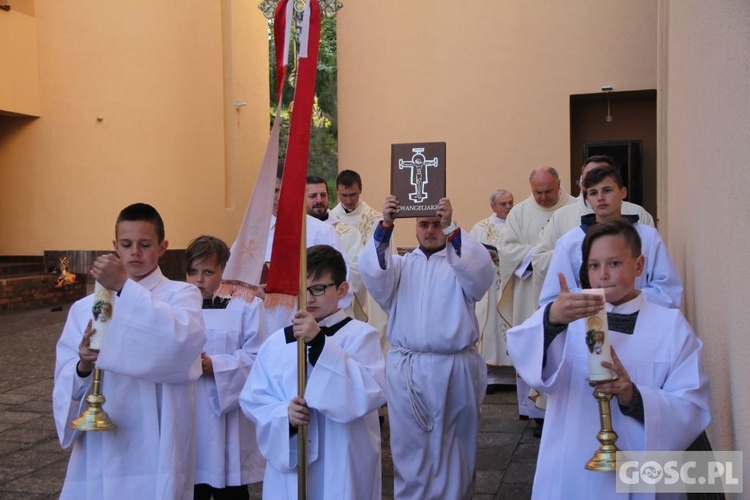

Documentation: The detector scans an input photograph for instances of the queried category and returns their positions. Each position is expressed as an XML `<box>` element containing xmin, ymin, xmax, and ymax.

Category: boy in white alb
<box><xmin>507</xmin><ymin>220</ymin><xmax>710</xmax><ymax>499</ymax></box>
<box><xmin>538</xmin><ymin>164</ymin><xmax>682</xmax><ymax>309</ymax></box>
<box><xmin>185</xmin><ymin>235</ymin><xmax>267</xmax><ymax>500</ymax></box>
<box><xmin>240</xmin><ymin>245</ymin><xmax>386</xmax><ymax>499</ymax></box>
<box><xmin>53</xmin><ymin>203</ymin><xmax>206</xmax><ymax>499</ymax></box>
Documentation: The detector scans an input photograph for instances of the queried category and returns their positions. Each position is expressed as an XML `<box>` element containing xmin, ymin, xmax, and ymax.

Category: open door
<box><xmin>570</xmin><ymin>90</ymin><xmax>657</xmax><ymax>222</ymax></box>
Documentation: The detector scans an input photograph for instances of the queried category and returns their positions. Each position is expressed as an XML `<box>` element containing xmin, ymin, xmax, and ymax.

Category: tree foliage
<box><xmin>269</xmin><ymin>17</ymin><xmax>338</xmax><ymax>191</ymax></box>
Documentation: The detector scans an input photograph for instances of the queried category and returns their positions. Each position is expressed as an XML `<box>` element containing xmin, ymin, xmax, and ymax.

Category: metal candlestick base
<box><xmin>71</xmin><ymin>369</ymin><xmax>116</xmax><ymax>432</ymax></box>
<box><xmin>585</xmin><ymin>387</ymin><xmax>619</xmax><ymax>472</ymax></box>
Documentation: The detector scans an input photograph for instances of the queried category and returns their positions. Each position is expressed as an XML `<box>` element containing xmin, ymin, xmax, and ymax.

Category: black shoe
<box><xmin>532</xmin><ymin>418</ymin><xmax>544</xmax><ymax>438</ymax></box>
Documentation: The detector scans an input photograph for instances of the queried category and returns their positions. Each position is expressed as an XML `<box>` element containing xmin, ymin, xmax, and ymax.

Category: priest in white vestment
<box><xmin>470</xmin><ymin>188</ymin><xmax>515</xmax><ymax>385</ymax></box>
<box><xmin>306</xmin><ymin>175</ymin><xmax>365</xmax><ymax>320</ymax></box>
<box><xmin>360</xmin><ymin>196</ymin><xmax>494</xmax><ymax>500</ymax></box>
<box><xmin>497</xmin><ymin>166</ymin><xmax>575</xmax><ymax>419</ymax></box>
<box><xmin>533</xmin><ymin>155</ymin><xmax>655</xmax><ymax>284</ymax></box>
<box><xmin>330</xmin><ymin>169</ymin><xmax>390</xmax><ymax>353</ymax></box>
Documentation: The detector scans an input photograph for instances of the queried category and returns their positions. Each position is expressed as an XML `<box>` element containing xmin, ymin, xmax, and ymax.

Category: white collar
<box><xmin>317</xmin><ymin>308</ymin><xmax>348</xmax><ymax>327</ymax></box>
<box><xmin>606</xmin><ymin>291</ymin><xmax>645</xmax><ymax>314</ymax></box>
<box><xmin>131</xmin><ymin>266</ymin><xmax>164</xmax><ymax>292</ymax></box>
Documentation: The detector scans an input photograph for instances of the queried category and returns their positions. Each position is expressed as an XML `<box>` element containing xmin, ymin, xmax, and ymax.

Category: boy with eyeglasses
<box><xmin>240</xmin><ymin>245</ymin><xmax>386</xmax><ymax>499</ymax></box>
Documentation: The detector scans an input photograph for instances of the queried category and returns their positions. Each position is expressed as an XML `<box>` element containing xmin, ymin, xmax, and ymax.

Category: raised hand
<box><xmin>90</xmin><ymin>253</ymin><xmax>127</xmax><ymax>291</ymax></box>
<box><xmin>548</xmin><ymin>273</ymin><xmax>604</xmax><ymax>325</ymax></box>
<box><xmin>382</xmin><ymin>195</ymin><xmax>400</xmax><ymax>227</ymax></box>
<box><xmin>436</xmin><ymin>197</ymin><xmax>453</xmax><ymax>228</ymax></box>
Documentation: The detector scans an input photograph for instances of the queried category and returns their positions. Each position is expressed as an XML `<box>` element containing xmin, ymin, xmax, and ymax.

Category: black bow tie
<box><xmin>607</xmin><ymin>311</ymin><xmax>639</xmax><ymax>334</ymax></box>
<box><xmin>284</xmin><ymin>316</ymin><xmax>353</xmax><ymax>344</ymax></box>
<box><xmin>202</xmin><ymin>297</ymin><xmax>230</xmax><ymax>310</ymax></box>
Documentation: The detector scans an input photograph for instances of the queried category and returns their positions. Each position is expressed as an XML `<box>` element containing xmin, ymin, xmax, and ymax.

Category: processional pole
<box><xmin>297</xmin><ymin>212</ymin><xmax>308</xmax><ymax>499</ymax></box>
<box><xmin>257</xmin><ymin>1</ymin><xmax>343</xmax><ymax>498</ymax></box>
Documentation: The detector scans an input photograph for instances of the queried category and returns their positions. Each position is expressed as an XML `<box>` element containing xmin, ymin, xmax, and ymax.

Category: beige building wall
<box><xmin>660</xmin><ymin>0</ymin><xmax>750</xmax><ymax>483</ymax></box>
<box><xmin>337</xmin><ymin>0</ymin><xmax>658</xmax><ymax>247</ymax></box>
<box><xmin>0</xmin><ymin>2</ymin><xmax>41</xmax><ymax>116</ymax></box>
<box><xmin>0</xmin><ymin>1</ymin><xmax>269</xmax><ymax>254</ymax></box>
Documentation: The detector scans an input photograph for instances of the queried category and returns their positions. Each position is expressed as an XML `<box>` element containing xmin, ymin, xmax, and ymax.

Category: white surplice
<box><xmin>507</xmin><ymin>294</ymin><xmax>710</xmax><ymax>500</ymax></box>
<box><xmin>532</xmin><ymin>195</ymin><xmax>655</xmax><ymax>284</ymax></box>
<box><xmin>470</xmin><ymin>214</ymin><xmax>512</xmax><ymax>369</ymax></box>
<box><xmin>538</xmin><ymin>223</ymin><xmax>683</xmax><ymax>309</ymax></box>
<box><xmin>497</xmin><ymin>191</ymin><xmax>575</xmax><ymax>417</ymax></box>
<box><xmin>194</xmin><ymin>297</ymin><xmax>268</xmax><ymax>488</ymax></box>
<box><xmin>53</xmin><ymin>268</ymin><xmax>206</xmax><ymax>500</ymax></box>
<box><xmin>318</xmin><ymin>211</ymin><xmax>367</xmax><ymax>321</ymax></box>
<box><xmin>240</xmin><ymin>311</ymin><xmax>386</xmax><ymax>499</ymax></box>
<box><xmin>265</xmin><ymin>214</ymin><xmax>344</xmax><ymax>261</ymax></box>
<box><xmin>331</xmin><ymin>201</ymin><xmax>390</xmax><ymax>354</ymax></box>
<box><xmin>359</xmin><ymin>227</ymin><xmax>494</xmax><ymax>500</ymax></box>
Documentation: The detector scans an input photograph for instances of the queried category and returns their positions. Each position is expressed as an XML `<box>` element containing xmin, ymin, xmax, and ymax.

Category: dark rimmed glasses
<box><xmin>306</xmin><ymin>283</ymin><xmax>337</xmax><ymax>296</ymax></box>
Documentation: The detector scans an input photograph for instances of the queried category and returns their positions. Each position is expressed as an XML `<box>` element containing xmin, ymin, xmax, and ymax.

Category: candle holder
<box><xmin>71</xmin><ymin>368</ymin><xmax>116</xmax><ymax>431</ymax></box>
<box><xmin>585</xmin><ymin>377</ymin><xmax>619</xmax><ymax>472</ymax></box>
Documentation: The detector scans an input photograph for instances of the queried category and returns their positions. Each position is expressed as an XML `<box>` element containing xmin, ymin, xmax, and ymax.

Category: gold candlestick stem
<box><xmin>585</xmin><ymin>388</ymin><xmax>619</xmax><ymax>471</ymax></box>
<box><xmin>71</xmin><ymin>368</ymin><xmax>116</xmax><ymax>431</ymax></box>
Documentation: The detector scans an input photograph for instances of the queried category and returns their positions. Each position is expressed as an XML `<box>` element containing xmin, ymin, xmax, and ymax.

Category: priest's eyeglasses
<box><xmin>306</xmin><ymin>283</ymin><xmax>337</xmax><ymax>296</ymax></box>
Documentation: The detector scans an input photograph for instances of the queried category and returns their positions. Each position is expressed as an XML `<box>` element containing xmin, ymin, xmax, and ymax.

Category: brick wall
<box><xmin>44</xmin><ymin>249</ymin><xmax>187</xmax><ymax>283</ymax></box>
<box><xmin>0</xmin><ymin>274</ymin><xmax>86</xmax><ymax>314</ymax></box>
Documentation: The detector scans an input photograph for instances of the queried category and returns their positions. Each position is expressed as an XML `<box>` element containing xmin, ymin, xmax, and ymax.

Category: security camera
<box><xmin>601</xmin><ymin>86</ymin><xmax>613</xmax><ymax>92</ymax></box>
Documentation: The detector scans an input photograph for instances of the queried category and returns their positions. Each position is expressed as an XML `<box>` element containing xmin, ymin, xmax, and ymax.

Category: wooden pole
<box><xmin>297</xmin><ymin>209</ymin><xmax>308</xmax><ymax>499</ymax></box>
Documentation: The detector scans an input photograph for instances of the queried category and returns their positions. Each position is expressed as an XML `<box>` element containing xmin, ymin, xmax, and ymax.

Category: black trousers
<box><xmin>194</xmin><ymin>483</ymin><xmax>250</xmax><ymax>500</ymax></box>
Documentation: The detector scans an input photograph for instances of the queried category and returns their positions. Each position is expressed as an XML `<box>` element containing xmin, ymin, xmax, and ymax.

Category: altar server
<box><xmin>507</xmin><ymin>219</ymin><xmax>710</xmax><ymax>499</ymax></box>
<box><xmin>240</xmin><ymin>245</ymin><xmax>386</xmax><ymax>499</ymax></box>
<box><xmin>538</xmin><ymin>164</ymin><xmax>682</xmax><ymax>309</ymax></box>
<box><xmin>359</xmin><ymin>195</ymin><xmax>494</xmax><ymax>499</ymax></box>
<box><xmin>185</xmin><ymin>235</ymin><xmax>267</xmax><ymax>500</ymax></box>
<box><xmin>53</xmin><ymin>203</ymin><xmax>206</xmax><ymax>499</ymax></box>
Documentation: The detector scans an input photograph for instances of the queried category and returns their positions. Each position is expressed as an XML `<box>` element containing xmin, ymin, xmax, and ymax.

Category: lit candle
<box><xmin>584</xmin><ymin>288</ymin><xmax>614</xmax><ymax>381</ymax></box>
<box><xmin>90</xmin><ymin>281</ymin><xmax>115</xmax><ymax>350</ymax></box>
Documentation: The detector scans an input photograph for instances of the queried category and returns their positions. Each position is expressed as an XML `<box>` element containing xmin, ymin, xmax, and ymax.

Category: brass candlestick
<box><xmin>585</xmin><ymin>382</ymin><xmax>619</xmax><ymax>472</ymax></box>
<box><xmin>71</xmin><ymin>367</ymin><xmax>116</xmax><ymax>431</ymax></box>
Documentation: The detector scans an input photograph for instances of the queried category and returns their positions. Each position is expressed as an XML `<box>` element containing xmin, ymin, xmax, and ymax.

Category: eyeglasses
<box><xmin>306</xmin><ymin>283</ymin><xmax>337</xmax><ymax>296</ymax></box>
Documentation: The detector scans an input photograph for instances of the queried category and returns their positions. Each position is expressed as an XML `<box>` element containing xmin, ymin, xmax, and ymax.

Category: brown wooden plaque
<box><xmin>390</xmin><ymin>142</ymin><xmax>446</xmax><ymax>218</ymax></box>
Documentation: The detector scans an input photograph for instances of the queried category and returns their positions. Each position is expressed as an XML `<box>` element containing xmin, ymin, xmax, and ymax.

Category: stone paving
<box><xmin>0</xmin><ymin>304</ymin><xmax>537</xmax><ymax>499</ymax></box>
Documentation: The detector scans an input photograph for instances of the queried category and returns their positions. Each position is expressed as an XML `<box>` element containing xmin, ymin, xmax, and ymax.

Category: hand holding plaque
<box><xmin>435</xmin><ymin>197</ymin><xmax>453</xmax><ymax>228</ymax></box>
<box><xmin>381</xmin><ymin>195</ymin><xmax>400</xmax><ymax>227</ymax></box>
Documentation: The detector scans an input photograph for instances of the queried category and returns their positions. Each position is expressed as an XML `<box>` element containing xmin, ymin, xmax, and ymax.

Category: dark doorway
<box><xmin>570</xmin><ymin>90</ymin><xmax>657</xmax><ymax>222</ymax></box>
<box><xmin>583</xmin><ymin>140</ymin><xmax>643</xmax><ymax>206</ymax></box>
